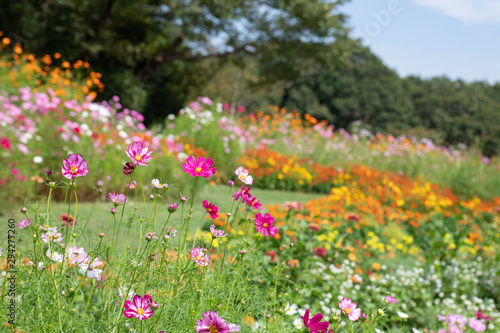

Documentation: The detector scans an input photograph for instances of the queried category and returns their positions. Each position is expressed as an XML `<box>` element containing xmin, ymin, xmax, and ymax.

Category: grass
<box><xmin>0</xmin><ymin>185</ymin><xmax>324</xmax><ymax>250</ymax></box>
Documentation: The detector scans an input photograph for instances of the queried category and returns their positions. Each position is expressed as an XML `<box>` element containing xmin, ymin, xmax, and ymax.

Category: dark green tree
<box><xmin>281</xmin><ymin>46</ymin><xmax>416</xmax><ymax>132</ymax></box>
<box><xmin>0</xmin><ymin>0</ymin><xmax>354</xmax><ymax>123</ymax></box>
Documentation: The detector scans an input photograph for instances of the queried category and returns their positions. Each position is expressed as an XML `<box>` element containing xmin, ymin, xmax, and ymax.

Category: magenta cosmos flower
<box><xmin>254</xmin><ymin>213</ymin><xmax>278</xmax><ymax>238</ymax></box>
<box><xmin>191</xmin><ymin>246</ymin><xmax>210</xmax><ymax>267</ymax></box>
<box><xmin>203</xmin><ymin>200</ymin><xmax>219</xmax><ymax>219</ymax></box>
<box><xmin>182</xmin><ymin>156</ymin><xmax>216</xmax><ymax>178</ymax></box>
<box><xmin>210</xmin><ymin>224</ymin><xmax>227</xmax><ymax>238</ymax></box>
<box><xmin>61</xmin><ymin>154</ymin><xmax>90</xmax><ymax>180</ymax></box>
<box><xmin>125</xmin><ymin>142</ymin><xmax>154</xmax><ymax>166</ymax></box>
<box><xmin>301</xmin><ymin>309</ymin><xmax>330</xmax><ymax>333</ymax></box>
<box><xmin>123</xmin><ymin>294</ymin><xmax>154</xmax><ymax>320</ymax></box>
<box><xmin>339</xmin><ymin>298</ymin><xmax>362</xmax><ymax>321</ymax></box>
<box><xmin>108</xmin><ymin>193</ymin><xmax>129</xmax><ymax>206</ymax></box>
<box><xmin>195</xmin><ymin>311</ymin><xmax>240</xmax><ymax>332</ymax></box>
<box><xmin>234</xmin><ymin>166</ymin><xmax>253</xmax><ymax>185</ymax></box>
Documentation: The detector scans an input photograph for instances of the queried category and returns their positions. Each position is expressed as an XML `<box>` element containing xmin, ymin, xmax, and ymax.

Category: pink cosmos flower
<box><xmin>385</xmin><ymin>295</ymin><xmax>398</xmax><ymax>303</ymax></box>
<box><xmin>125</xmin><ymin>142</ymin><xmax>153</xmax><ymax>166</ymax></box>
<box><xmin>301</xmin><ymin>309</ymin><xmax>330</xmax><ymax>333</ymax></box>
<box><xmin>41</xmin><ymin>229</ymin><xmax>63</xmax><ymax>243</ymax></box>
<box><xmin>339</xmin><ymin>298</ymin><xmax>362</xmax><ymax>321</ymax></box>
<box><xmin>469</xmin><ymin>317</ymin><xmax>486</xmax><ymax>332</ymax></box>
<box><xmin>129</xmin><ymin>181</ymin><xmax>137</xmax><ymax>189</ymax></box>
<box><xmin>234</xmin><ymin>166</ymin><xmax>253</xmax><ymax>185</ymax></box>
<box><xmin>65</xmin><ymin>246</ymin><xmax>89</xmax><ymax>264</ymax></box>
<box><xmin>195</xmin><ymin>311</ymin><xmax>240</xmax><ymax>332</ymax></box>
<box><xmin>182</xmin><ymin>156</ymin><xmax>216</xmax><ymax>178</ymax></box>
<box><xmin>61</xmin><ymin>154</ymin><xmax>90</xmax><ymax>180</ymax></box>
<box><xmin>254</xmin><ymin>213</ymin><xmax>278</xmax><ymax>238</ymax></box>
<box><xmin>108</xmin><ymin>193</ymin><xmax>129</xmax><ymax>206</ymax></box>
<box><xmin>448</xmin><ymin>314</ymin><xmax>466</xmax><ymax>327</ymax></box>
<box><xmin>123</xmin><ymin>294</ymin><xmax>154</xmax><ymax>320</ymax></box>
<box><xmin>210</xmin><ymin>224</ymin><xmax>228</xmax><ymax>238</ymax></box>
<box><xmin>191</xmin><ymin>246</ymin><xmax>210</xmax><ymax>267</ymax></box>
<box><xmin>203</xmin><ymin>200</ymin><xmax>219</xmax><ymax>219</ymax></box>
<box><xmin>17</xmin><ymin>218</ymin><xmax>30</xmax><ymax>228</ymax></box>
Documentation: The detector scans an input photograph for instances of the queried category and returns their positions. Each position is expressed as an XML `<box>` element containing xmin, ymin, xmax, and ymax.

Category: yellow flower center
<box><xmin>70</xmin><ymin>166</ymin><xmax>78</xmax><ymax>174</ymax></box>
<box><xmin>137</xmin><ymin>308</ymin><xmax>144</xmax><ymax>315</ymax></box>
<box><xmin>239</xmin><ymin>174</ymin><xmax>245</xmax><ymax>180</ymax></box>
<box><xmin>135</xmin><ymin>155</ymin><xmax>142</xmax><ymax>161</ymax></box>
<box><xmin>263</xmin><ymin>223</ymin><xmax>268</xmax><ymax>227</ymax></box>
<box><xmin>196</xmin><ymin>255</ymin><xmax>202</xmax><ymax>261</ymax></box>
<box><xmin>209</xmin><ymin>325</ymin><xmax>218</xmax><ymax>333</ymax></box>
<box><xmin>344</xmin><ymin>308</ymin><xmax>350</xmax><ymax>314</ymax></box>
<box><xmin>208</xmin><ymin>208</ymin><xmax>212</xmax><ymax>212</ymax></box>
<box><xmin>195</xmin><ymin>167</ymin><xmax>202</xmax><ymax>173</ymax></box>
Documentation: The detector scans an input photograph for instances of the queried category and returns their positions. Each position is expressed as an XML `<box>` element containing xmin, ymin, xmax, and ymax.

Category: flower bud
<box><xmin>228</xmin><ymin>180</ymin><xmax>234</xmax><ymax>186</ymax></box>
<box><xmin>99</xmin><ymin>233</ymin><xmax>105</xmax><ymax>238</ymax></box>
<box><xmin>240</xmin><ymin>250</ymin><xmax>247</xmax><ymax>254</ymax></box>
<box><xmin>168</xmin><ymin>203</ymin><xmax>178</xmax><ymax>213</ymax></box>
<box><xmin>123</xmin><ymin>162</ymin><xmax>135</xmax><ymax>175</ymax></box>
<box><xmin>21</xmin><ymin>207</ymin><xmax>27</xmax><ymax>213</ymax></box>
<box><xmin>110</xmin><ymin>207</ymin><xmax>116</xmax><ymax>214</ymax></box>
<box><xmin>49</xmin><ymin>182</ymin><xmax>55</xmax><ymax>188</ymax></box>
<box><xmin>150</xmin><ymin>302</ymin><xmax>159</xmax><ymax>309</ymax></box>
<box><xmin>378</xmin><ymin>309</ymin><xmax>385</xmax><ymax>316</ymax></box>
<box><xmin>180</xmin><ymin>195</ymin><xmax>187</xmax><ymax>202</ymax></box>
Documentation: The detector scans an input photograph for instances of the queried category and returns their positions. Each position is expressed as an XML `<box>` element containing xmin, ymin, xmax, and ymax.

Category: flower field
<box><xmin>0</xmin><ymin>35</ymin><xmax>499</xmax><ymax>332</ymax></box>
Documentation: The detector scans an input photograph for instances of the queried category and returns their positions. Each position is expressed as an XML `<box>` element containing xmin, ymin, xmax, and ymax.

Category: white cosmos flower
<box><xmin>33</xmin><ymin>156</ymin><xmax>43</xmax><ymax>163</ymax></box>
<box><xmin>46</xmin><ymin>249</ymin><xmax>63</xmax><ymax>262</ymax></box>
<box><xmin>293</xmin><ymin>318</ymin><xmax>304</xmax><ymax>329</ymax></box>
<box><xmin>235</xmin><ymin>166</ymin><xmax>253</xmax><ymax>185</ymax></box>
<box><xmin>398</xmin><ymin>311</ymin><xmax>409</xmax><ymax>319</ymax></box>
<box><xmin>284</xmin><ymin>303</ymin><xmax>298</xmax><ymax>315</ymax></box>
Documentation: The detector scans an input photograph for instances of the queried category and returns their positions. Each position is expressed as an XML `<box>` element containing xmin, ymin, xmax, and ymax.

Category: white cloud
<box><xmin>413</xmin><ymin>0</ymin><xmax>500</xmax><ymax>24</ymax></box>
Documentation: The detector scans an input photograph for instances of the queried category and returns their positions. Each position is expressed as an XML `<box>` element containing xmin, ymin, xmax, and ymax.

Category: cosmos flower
<box><xmin>41</xmin><ymin>229</ymin><xmax>63</xmax><ymax>243</ymax></box>
<box><xmin>385</xmin><ymin>295</ymin><xmax>398</xmax><ymax>303</ymax></box>
<box><xmin>46</xmin><ymin>249</ymin><xmax>63</xmax><ymax>262</ymax></box>
<box><xmin>65</xmin><ymin>246</ymin><xmax>89</xmax><ymax>264</ymax></box>
<box><xmin>254</xmin><ymin>213</ymin><xmax>278</xmax><ymax>238</ymax></box>
<box><xmin>301</xmin><ymin>309</ymin><xmax>330</xmax><ymax>333</ymax></box>
<box><xmin>195</xmin><ymin>311</ymin><xmax>240</xmax><ymax>332</ymax></box>
<box><xmin>203</xmin><ymin>200</ymin><xmax>219</xmax><ymax>219</ymax></box>
<box><xmin>182</xmin><ymin>156</ymin><xmax>216</xmax><ymax>178</ymax></box>
<box><xmin>125</xmin><ymin>142</ymin><xmax>153</xmax><ymax>166</ymax></box>
<box><xmin>78</xmin><ymin>257</ymin><xmax>104</xmax><ymax>281</ymax></box>
<box><xmin>61</xmin><ymin>154</ymin><xmax>90</xmax><ymax>180</ymax></box>
<box><xmin>468</xmin><ymin>317</ymin><xmax>486</xmax><ymax>332</ymax></box>
<box><xmin>339</xmin><ymin>298</ymin><xmax>362</xmax><ymax>321</ymax></box>
<box><xmin>235</xmin><ymin>166</ymin><xmax>253</xmax><ymax>185</ymax></box>
<box><xmin>151</xmin><ymin>179</ymin><xmax>169</xmax><ymax>189</ymax></box>
<box><xmin>210</xmin><ymin>224</ymin><xmax>227</xmax><ymax>238</ymax></box>
<box><xmin>190</xmin><ymin>246</ymin><xmax>210</xmax><ymax>267</ymax></box>
<box><xmin>17</xmin><ymin>218</ymin><xmax>30</xmax><ymax>228</ymax></box>
<box><xmin>123</xmin><ymin>295</ymin><xmax>154</xmax><ymax>321</ymax></box>
<box><xmin>108</xmin><ymin>193</ymin><xmax>129</xmax><ymax>206</ymax></box>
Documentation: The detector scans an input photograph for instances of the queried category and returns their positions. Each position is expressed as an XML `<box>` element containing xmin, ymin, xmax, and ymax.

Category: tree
<box><xmin>0</xmin><ymin>0</ymin><xmax>354</xmax><ymax>122</ymax></box>
<box><xmin>281</xmin><ymin>46</ymin><xmax>416</xmax><ymax>132</ymax></box>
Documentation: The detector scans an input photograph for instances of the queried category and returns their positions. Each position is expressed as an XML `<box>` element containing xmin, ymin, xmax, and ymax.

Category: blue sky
<box><xmin>339</xmin><ymin>0</ymin><xmax>500</xmax><ymax>83</ymax></box>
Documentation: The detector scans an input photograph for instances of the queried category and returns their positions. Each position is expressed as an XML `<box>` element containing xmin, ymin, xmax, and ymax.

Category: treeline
<box><xmin>279</xmin><ymin>47</ymin><xmax>500</xmax><ymax>156</ymax></box>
